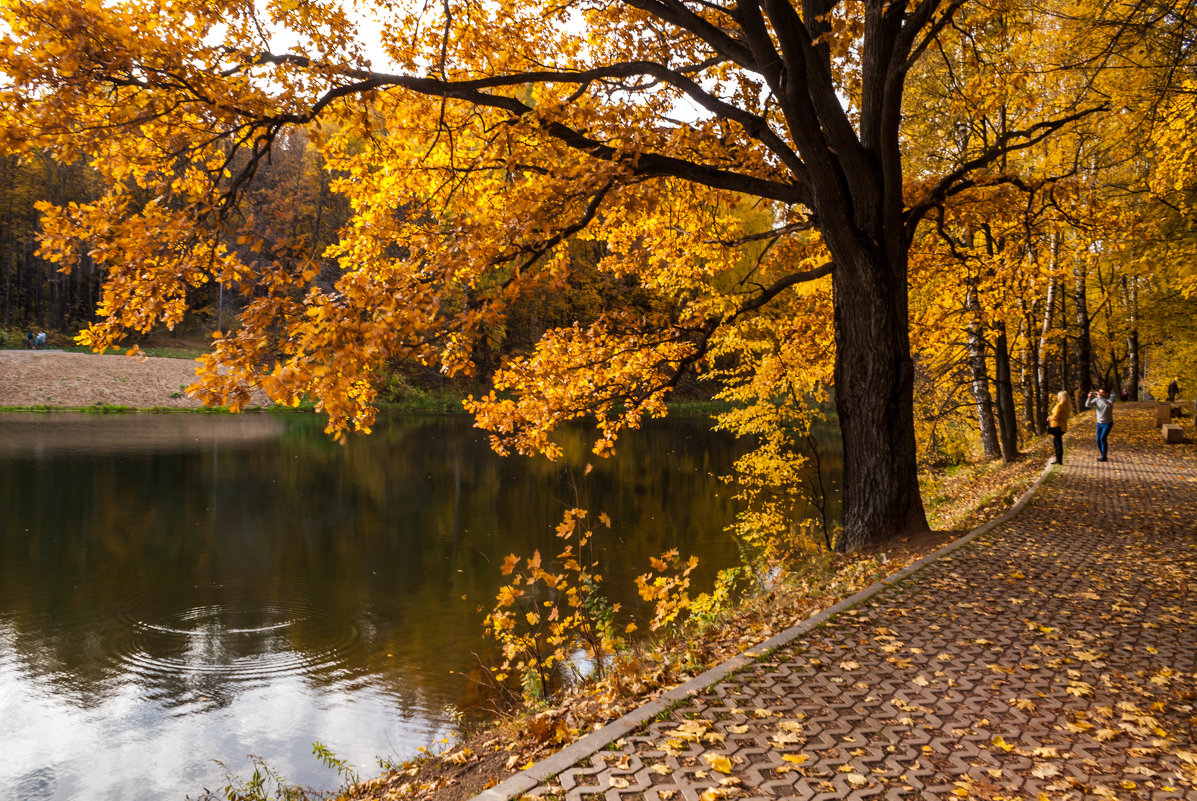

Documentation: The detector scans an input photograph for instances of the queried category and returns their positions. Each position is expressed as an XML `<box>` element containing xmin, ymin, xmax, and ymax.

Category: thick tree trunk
<box><xmin>965</xmin><ymin>284</ymin><xmax>1000</xmax><ymax>459</ymax></box>
<box><xmin>993</xmin><ymin>322</ymin><xmax>1019</xmax><ymax>461</ymax></box>
<box><xmin>830</xmin><ymin>246</ymin><xmax>928</xmax><ymax>553</ymax></box>
<box><xmin>791</xmin><ymin>3</ymin><xmax>931</xmax><ymax>553</ymax></box>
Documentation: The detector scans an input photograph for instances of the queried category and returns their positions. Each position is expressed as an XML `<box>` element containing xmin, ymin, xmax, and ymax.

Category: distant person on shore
<box><xmin>1047</xmin><ymin>390</ymin><xmax>1071</xmax><ymax>465</ymax></box>
<box><xmin>1167</xmin><ymin>377</ymin><xmax>1180</xmax><ymax>402</ymax></box>
<box><xmin>1086</xmin><ymin>388</ymin><xmax>1115</xmax><ymax>462</ymax></box>
<box><xmin>25</xmin><ymin>331</ymin><xmax>33</xmax><ymax>349</ymax></box>
<box><xmin>35</xmin><ymin>331</ymin><xmax>46</xmax><ymax>349</ymax></box>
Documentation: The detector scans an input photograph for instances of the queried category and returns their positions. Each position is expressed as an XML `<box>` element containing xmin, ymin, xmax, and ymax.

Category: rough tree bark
<box><xmin>993</xmin><ymin>321</ymin><xmax>1020</xmax><ymax>461</ymax></box>
<box><xmin>965</xmin><ymin>282</ymin><xmax>1001</xmax><ymax>460</ymax></box>
<box><xmin>830</xmin><ymin>239</ymin><xmax>928</xmax><ymax>552</ymax></box>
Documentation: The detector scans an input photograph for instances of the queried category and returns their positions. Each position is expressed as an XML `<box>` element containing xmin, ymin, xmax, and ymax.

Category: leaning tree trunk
<box><xmin>993</xmin><ymin>321</ymin><xmax>1020</xmax><ymax>461</ymax></box>
<box><xmin>830</xmin><ymin>242</ymin><xmax>928</xmax><ymax>553</ymax></box>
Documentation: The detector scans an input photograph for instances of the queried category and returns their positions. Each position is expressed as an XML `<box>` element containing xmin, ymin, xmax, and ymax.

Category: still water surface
<box><xmin>0</xmin><ymin>411</ymin><xmax>750</xmax><ymax>800</ymax></box>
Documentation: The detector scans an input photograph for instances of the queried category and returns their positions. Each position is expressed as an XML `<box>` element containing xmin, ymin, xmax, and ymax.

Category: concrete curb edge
<box><xmin>468</xmin><ymin>458</ymin><xmax>1057</xmax><ymax>801</ymax></box>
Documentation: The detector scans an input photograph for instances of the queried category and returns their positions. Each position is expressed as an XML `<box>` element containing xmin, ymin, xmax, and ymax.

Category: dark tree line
<box><xmin>0</xmin><ymin>153</ymin><xmax>104</xmax><ymax>335</ymax></box>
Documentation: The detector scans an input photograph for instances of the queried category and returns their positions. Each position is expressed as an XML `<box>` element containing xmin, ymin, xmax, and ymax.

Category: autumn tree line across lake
<box><xmin>2</xmin><ymin>0</ymin><xmax>1196</xmax><ymax>556</ymax></box>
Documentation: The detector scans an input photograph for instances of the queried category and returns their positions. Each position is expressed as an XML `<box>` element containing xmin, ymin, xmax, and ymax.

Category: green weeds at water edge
<box><xmin>192</xmin><ymin>743</ymin><xmax>359</xmax><ymax>801</ymax></box>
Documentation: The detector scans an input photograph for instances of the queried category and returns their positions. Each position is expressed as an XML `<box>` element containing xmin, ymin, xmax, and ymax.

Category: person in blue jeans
<box><xmin>1086</xmin><ymin>388</ymin><xmax>1115</xmax><ymax>462</ymax></box>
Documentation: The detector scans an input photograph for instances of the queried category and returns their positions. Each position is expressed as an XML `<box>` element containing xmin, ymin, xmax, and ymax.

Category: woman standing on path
<box><xmin>1047</xmin><ymin>391</ymin><xmax>1071</xmax><ymax>464</ymax></box>
<box><xmin>1086</xmin><ymin>388</ymin><xmax>1115</xmax><ymax>462</ymax></box>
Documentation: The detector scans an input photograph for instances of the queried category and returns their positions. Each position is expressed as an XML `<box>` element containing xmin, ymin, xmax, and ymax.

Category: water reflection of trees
<box><xmin>0</xmin><ymin>414</ymin><xmax>837</xmax><ymax>720</ymax></box>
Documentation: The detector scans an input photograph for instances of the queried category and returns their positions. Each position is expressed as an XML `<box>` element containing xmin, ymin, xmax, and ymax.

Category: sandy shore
<box><xmin>0</xmin><ymin>350</ymin><xmax>207</xmax><ymax>408</ymax></box>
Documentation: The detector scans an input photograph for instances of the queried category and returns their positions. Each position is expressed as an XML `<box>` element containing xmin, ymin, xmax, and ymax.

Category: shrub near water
<box><xmin>484</xmin><ymin>507</ymin><xmax>630</xmax><ymax>703</ymax></box>
<box><xmin>484</xmin><ymin>505</ymin><xmax>748</xmax><ymax>708</ymax></box>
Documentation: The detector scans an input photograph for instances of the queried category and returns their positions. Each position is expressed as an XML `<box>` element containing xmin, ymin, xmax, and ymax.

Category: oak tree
<box><xmin>1</xmin><ymin>0</ymin><xmax>1109</xmax><ymax>550</ymax></box>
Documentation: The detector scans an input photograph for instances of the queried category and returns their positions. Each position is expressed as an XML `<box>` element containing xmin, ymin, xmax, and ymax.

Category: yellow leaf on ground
<box><xmin>703</xmin><ymin>754</ymin><xmax>733</xmax><ymax>774</ymax></box>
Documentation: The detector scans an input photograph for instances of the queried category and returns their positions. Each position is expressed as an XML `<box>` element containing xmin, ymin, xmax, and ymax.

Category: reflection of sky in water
<box><xmin>0</xmin><ymin>608</ymin><xmax>449</xmax><ymax>801</ymax></box>
<box><xmin>0</xmin><ymin>412</ymin><xmax>788</xmax><ymax>801</ymax></box>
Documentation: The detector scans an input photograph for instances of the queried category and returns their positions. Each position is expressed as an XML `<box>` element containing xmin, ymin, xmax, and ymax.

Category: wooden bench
<box><xmin>1156</xmin><ymin>402</ymin><xmax>1173</xmax><ymax>425</ymax></box>
<box><xmin>1163</xmin><ymin>423</ymin><xmax>1185</xmax><ymax>444</ymax></box>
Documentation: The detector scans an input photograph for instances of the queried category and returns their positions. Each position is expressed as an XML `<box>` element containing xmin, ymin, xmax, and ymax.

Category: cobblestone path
<box><xmin>482</xmin><ymin>405</ymin><xmax>1197</xmax><ymax>800</ymax></box>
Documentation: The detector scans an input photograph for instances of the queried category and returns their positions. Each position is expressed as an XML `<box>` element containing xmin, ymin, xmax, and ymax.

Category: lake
<box><xmin>0</xmin><ymin>411</ymin><xmax>766</xmax><ymax>800</ymax></box>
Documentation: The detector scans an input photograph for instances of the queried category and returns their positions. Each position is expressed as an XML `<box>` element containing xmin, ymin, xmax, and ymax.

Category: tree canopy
<box><xmin>2</xmin><ymin>0</ymin><xmax>1195</xmax><ymax>551</ymax></box>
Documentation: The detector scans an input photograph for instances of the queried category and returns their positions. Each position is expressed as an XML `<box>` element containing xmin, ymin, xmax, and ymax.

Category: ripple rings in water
<box><xmin>111</xmin><ymin>586</ymin><xmax>366</xmax><ymax>688</ymax></box>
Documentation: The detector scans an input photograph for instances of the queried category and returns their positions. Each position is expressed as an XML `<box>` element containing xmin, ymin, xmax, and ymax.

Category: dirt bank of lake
<box><xmin>0</xmin><ymin>350</ymin><xmax>206</xmax><ymax>409</ymax></box>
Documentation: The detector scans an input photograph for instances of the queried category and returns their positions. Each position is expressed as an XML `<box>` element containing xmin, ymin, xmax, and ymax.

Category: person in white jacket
<box><xmin>1086</xmin><ymin>388</ymin><xmax>1115</xmax><ymax>462</ymax></box>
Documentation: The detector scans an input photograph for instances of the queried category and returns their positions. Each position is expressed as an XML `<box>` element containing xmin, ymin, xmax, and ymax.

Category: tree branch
<box><xmin>236</xmin><ymin>54</ymin><xmax>811</xmax><ymax>205</ymax></box>
<box><xmin>904</xmin><ymin>105</ymin><xmax>1107</xmax><ymax>240</ymax></box>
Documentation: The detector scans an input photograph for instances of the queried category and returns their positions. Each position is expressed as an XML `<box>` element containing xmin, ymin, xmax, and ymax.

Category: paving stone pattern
<box><xmin>525</xmin><ymin>409</ymin><xmax>1197</xmax><ymax>800</ymax></box>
